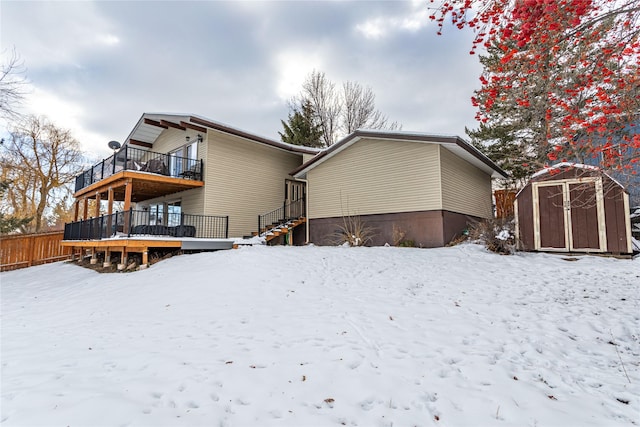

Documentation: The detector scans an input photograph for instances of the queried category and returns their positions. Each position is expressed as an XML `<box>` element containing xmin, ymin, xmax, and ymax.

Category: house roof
<box><xmin>123</xmin><ymin>113</ymin><xmax>322</xmax><ymax>155</ymax></box>
<box><xmin>290</xmin><ymin>130</ymin><xmax>508</xmax><ymax>179</ymax></box>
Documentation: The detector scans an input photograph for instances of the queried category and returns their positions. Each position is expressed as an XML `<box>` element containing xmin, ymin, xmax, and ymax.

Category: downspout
<box><xmin>296</xmin><ymin>177</ymin><xmax>310</xmax><ymax>244</ymax></box>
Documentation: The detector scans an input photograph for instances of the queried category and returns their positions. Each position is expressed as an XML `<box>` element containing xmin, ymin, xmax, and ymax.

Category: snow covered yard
<box><xmin>1</xmin><ymin>244</ymin><xmax>638</xmax><ymax>427</ymax></box>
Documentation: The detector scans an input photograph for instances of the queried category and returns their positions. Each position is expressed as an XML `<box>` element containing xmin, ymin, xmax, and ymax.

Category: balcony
<box><xmin>75</xmin><ymin>146</ymin><xmax>203</xmax><ymax>193</ymax></box>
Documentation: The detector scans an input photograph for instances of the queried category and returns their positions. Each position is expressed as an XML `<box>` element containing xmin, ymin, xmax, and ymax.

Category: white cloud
<box><xmin>22</xmin><ymin>85</ymin><xmax>111</xmax><ymax>157</ymax></box>
<box><xmin>96</xmin><ymin>34</ymin><xmax>120</xmax><ymax>47</ymax></box>
<box><xmin>273</xmin><ymin>50</ymin><xmax>325</xmax><ymax>101</ymax></box>
<box><xmin>355</xmin><ymin>4</ymin><xmax>431</xmax><ymax>40</ymax></box>
<box><xmin>2</xmin><ymin>2</ymin><xmax>120</xmax><ymax>68</ymax></box>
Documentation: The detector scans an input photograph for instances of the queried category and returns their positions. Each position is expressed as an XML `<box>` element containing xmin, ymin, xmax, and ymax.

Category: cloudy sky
<box><xmin>1</xmin><ymin>0</ymin><xmax>482</xmax><ymax>158</ymax></box>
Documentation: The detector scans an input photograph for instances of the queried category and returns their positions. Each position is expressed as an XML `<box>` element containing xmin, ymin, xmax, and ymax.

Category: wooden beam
<box><xmin>82</xmin><ymin>197</ymin><xmax>88</xmax><ymax>220</ymax></box>
<box><xmin>123</xmin><ymin>179</ymin><xmax>133</xmax><ymax>211</ymax></box>
<box><xmin>160</xmin><ymin>120</ymin><xmax>186</xmax><ymax>130</ymax></box>
<box><xmin>181</xmin><ymin>121</ymin><xmax>207</xmax><ymax>133</ymax></box>
<box><xmin>73</xmin><ymin>170</ymin><xmax>203</xmax><ymax>200</ymax></box>
<box><xmin>107</xmin><ymin>187</ymin><xmax>114</xmax><ymax>216</ymax></box>
<box><xmin>73</xmin><ymin>200</ymin><xmax>79</xmax><ymax>221</ymax></box>
<box><xmin>143</xmin><ymin>118</ymin><xmax>168</xmax><ymax>129</ymax></box>
<box><xmin>106</xmin><ymin>187</ymin><xmax>114</xmax><ymax>236</ymax></box>
<box><xmin>123</xmin><ymin>179</ymin><xmax>133</xmax><ymax>234</ymax></box>
<box><xmin>94</xmin><ymin>191</ymin><xmax>101</xmax><ymax>218</ymax></box>
<box><xmin>129</xmin><ymin>138</ymin><xmax>153</xmax><ymax>149</ymax></box>
<box><xmin>61</xmin><ymin>239</ymin><xmax>182</xmax><ymax>249</ymax></box>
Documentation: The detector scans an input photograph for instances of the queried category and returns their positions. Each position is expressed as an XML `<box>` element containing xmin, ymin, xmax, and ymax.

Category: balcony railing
<box><xmin>64</xmin><ymin>209</ymin><xmax>228</xmax><ymax>240</ymax></box>
<box><xmin>75</xmin><ymin>146</ymin><xmax>203</xmax><ymax>192</ymax></box>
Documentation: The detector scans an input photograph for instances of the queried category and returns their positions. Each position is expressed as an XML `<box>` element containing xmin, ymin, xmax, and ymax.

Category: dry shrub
<box><xmin>331</xmin><ymin>214</ymin><xmax>376</xmax><ymax>246</ymax></box>
<box><xmin>467</xmin><ymin>217</ymin><xmax>516</xmax><ymax>255</ymax></box>
<box><xmin>392</xmin><ymin>224</ymin><xmax>406</xmax><ymax>246</ymax></box>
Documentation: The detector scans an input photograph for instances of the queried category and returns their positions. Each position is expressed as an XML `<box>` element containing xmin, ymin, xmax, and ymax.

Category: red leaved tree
<box><xmin>430</xmin><ymin>0</ymin><xmax>640</xmax><ymax>177</ymax></box>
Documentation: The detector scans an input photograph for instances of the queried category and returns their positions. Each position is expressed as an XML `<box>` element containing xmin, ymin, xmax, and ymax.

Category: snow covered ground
<box><xmin>1</xmin><ymin>244</ymin><xmax>638</xmax><ymax>426</ymax></box>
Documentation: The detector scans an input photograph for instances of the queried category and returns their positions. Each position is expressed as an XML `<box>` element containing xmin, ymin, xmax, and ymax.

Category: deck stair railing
<box><xmin>63</xmin><ymin>209</ymin><xmax>228</xmax><ymax>240</ymax></box>
<box><xmin>257</xmin><ymin>198</ymin><xmax>305</xmax><ymax>237</ymax></box>
<box><xmin>75</xmin><ymin>146</ymin><xmax>203</xmax><ymax>192</ymax></box>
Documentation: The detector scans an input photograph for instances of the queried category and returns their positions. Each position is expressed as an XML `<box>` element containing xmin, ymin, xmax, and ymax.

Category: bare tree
<box><xmin>0</xmin><ymin>48</ymin><xmax>28</xmax><ymax>121</ymax></box>
<box><xmin>298</xmin><ymin>71</ymin><xmax>341</xmax><ymax>147</ymax></box>
<box><xmin>1</xmin><ymin>116</ymin><xmax>83</xmax><ymax>232</ymax></box>
<box><xmin>290</xmin><ymin>70</ymin><xmax>400</xmax><ymax>146</ymax></box>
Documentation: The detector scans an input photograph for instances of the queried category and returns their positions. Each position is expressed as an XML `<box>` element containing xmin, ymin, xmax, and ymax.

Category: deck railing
<box><xmin>63</xmin><ymin>209</ymin><xmax>228</xmax><ymax>240</ymax></box>
<box><xmin>75</xmin><ymin>146</ymin><xmax>203</xmax><ymax>192</ymax></box>
<box><xmin>258</xmin><ymin>198</ymin><xmax>305</xmax><ymax>235</ymax></box>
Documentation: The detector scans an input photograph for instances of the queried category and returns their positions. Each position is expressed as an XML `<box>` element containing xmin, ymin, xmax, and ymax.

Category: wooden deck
<box><xmin>61</xmin><ymin>237</ymin><xmax>234</xmax><ymax>269</ymax></box>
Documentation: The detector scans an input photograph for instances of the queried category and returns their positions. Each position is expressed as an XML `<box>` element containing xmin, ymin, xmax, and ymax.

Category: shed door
<box><xmin>533</xmin><ymin>178</ymin><xmax>607</xmax><ymax>252</ymax></box>
<box><xmin>537</xmin><ymin>184</ymin><xmax>568</xmax><ymax>250</ymax></box>
<box><xmin>568</xmin><ymin>182</ymin><xmax>602</xmax><ymax>251</ymax></box>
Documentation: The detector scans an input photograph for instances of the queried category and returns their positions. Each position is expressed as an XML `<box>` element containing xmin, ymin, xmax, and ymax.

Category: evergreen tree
<box><xmin>279</xmin><ymin>100</ymin><xmax>324</xmax><ymax>148</ymax></box>
<box><xmin>433</xmin><ymin>0</ymin><xmax>640</xmax><ymax>178</ymax></box>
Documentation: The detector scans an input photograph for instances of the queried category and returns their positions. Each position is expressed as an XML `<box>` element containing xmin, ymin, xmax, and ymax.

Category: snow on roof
<box><xmin>531</xmin><ymin>162</ymin><xmax>600</xmax><ymax>178</ymax></box>
<box><xmin>529</xmin><ymin>161</ymin><xmax>627</xmax><ymax>190</ymax></box>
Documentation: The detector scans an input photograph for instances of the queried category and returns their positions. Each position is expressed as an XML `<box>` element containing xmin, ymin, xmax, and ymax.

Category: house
<box><xmin>62</xmin><ymin>113</ymin><xmax>318</xmax><ymax>267</ymax></box>
<box><xmin>291</xmin><ymin>130</ymin><xmax>507</xmax><ymax>247</ymax></box>
<box><xmin>514</xmin><ymin>163</ymin><xmax>633</xmax><ymax>255</ymax></box>
<box><xmin>62</xmin><ymin>114</ymin><xmax>506</xmax><ymax>267</ymax></box>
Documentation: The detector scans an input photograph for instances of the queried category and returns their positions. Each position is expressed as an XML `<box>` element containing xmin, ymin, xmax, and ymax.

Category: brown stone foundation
<box><xmin>309</xmin><ymin>210</ymin><xmax>480</xmax><ymax>247</ymax></box>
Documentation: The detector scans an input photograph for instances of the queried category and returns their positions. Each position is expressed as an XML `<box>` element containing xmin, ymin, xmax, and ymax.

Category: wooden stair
<box><xmin>262</xmin><ymin>217</ymin><xmax>306</xmax><ymax>243</ymax></box>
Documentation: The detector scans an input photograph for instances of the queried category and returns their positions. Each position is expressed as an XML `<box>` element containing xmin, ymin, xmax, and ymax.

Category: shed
<box><xmin>515</xmin><ymin>163</ymin><xmax>632</xmax><ymax>255</ymax></box>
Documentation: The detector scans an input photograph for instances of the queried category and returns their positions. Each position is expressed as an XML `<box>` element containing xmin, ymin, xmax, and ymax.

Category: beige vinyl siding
<box><xmin>307</xmin><ymin>138</ymin><xmax>442</xmax><ymax>219</ymax></box>
<box><xmin>440</xmin><ymin>146</ymin><xmax>492</xmax><ymax>218</ymax></box>
<box><xmin>203</xmin><ymin>131</ymin><xmax>304</xmax><ymax>237</ymax></box>
<box><xmin>137</xmin><ymin>188</ymin><xmax>204</xmax><ymax>215</ymax></box>
<box><xmin>149</xmin><ymin>128</ymin><xmax>204</xmax><ymax>156</ymax></box>
<box><xmin>303</xmin><ymin>153</ymin><xmax>317</xmax><ymax>163</ymax></box>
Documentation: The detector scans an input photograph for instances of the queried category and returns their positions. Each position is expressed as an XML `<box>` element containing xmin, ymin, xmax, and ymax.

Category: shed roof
<box><xmin>290</xmin><ymin>130</ymin><xmax>507</xmax><ymax>179</ymax></box>
<box><xmin>516</xmin><ymin>162</ymin><xmax>628</xmax><ymax>198</ymax></box>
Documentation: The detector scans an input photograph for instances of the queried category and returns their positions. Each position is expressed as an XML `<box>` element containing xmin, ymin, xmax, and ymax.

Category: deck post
<box><xmin>117</xmin><ymin>248</ymin><xmax>128</xmax><ymax>270</ymax></box>
<box><xmin>103</xmin><ymin>248</ymin><xmax>111</xmax><ymax>268</ymax></box>
<box><xmin>140</xmin><ymin>249</ymin><xmax>149</xmax><ymax>270</ymax></box>
<box><xmin>123</xmin><ymin>179</ymin><xmax>133</xmax><ymax>234</ymax></box>
<box><xmin>94</xmin><ymin>191</ymin><xmax>101</xmax><ymax>218</ymax></box>
<box><xmin>106</xmin><ymin>187</ymin><xmax>114</xmax><ymax>237</ymax></box>
<box><xmin>90</xmin><ymin>247</ymin><xmax>97</xmax><ymax>265</ymax></box>
<box><xmin>73</xmin><ymin>200</ymin><xmax>79</xmax><ymax>222</ymax></box>
<box><xmin>82</xmin><ymin>197</ymin><xmax>89</xmax><ymax>220</ymax></box>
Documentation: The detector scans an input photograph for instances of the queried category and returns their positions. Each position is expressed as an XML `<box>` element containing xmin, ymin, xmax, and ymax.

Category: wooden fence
<box><xmin>0</xmin><ymin>231</ymin><xmax>72</xmax><ymax>272</ymax></box>
<box><xmin>495</xmin><ymin>189</ymin><xmax>518</xmax><ymax>219</ymax></box>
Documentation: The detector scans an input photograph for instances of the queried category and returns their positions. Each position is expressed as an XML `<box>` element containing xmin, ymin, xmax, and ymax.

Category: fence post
<box><xmin>124</xmin><ymin>145</ymin><xmax>128</xmax><ymax>170</ymax></box>
<box><xmin>27</xmin><ymin>235</ymin><xmax>35</xmax><ymax>267</ymax></box>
